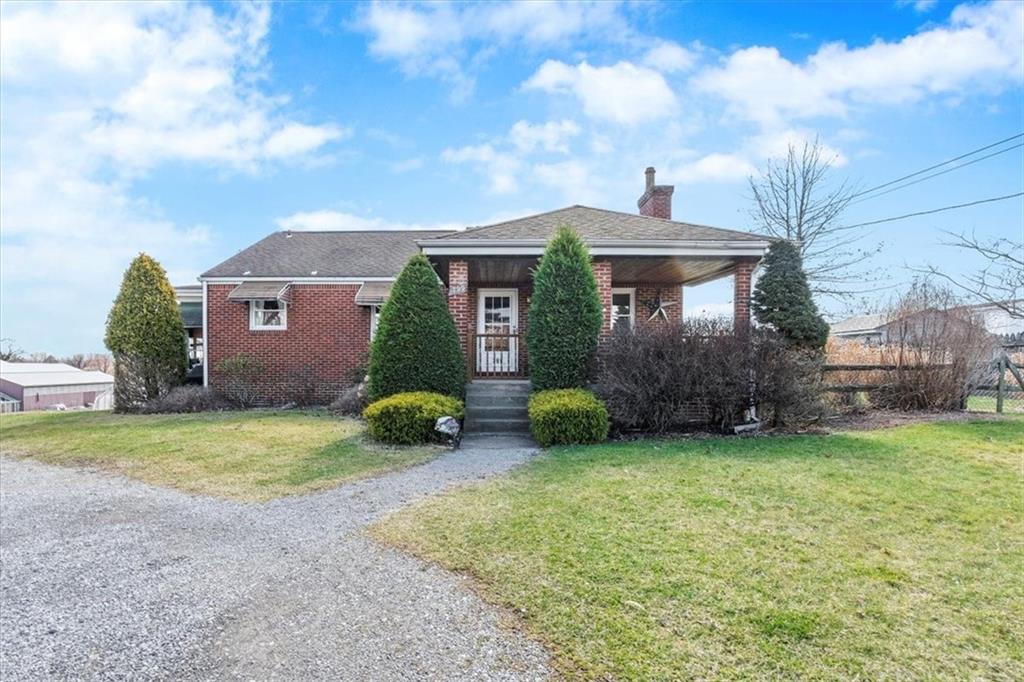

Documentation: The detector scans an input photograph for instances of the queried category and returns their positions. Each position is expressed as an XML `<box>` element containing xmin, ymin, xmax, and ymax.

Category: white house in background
<box><xmin>831</xmin><ymin>301</ymin><xmax>1024</xmax><ymax>346</ymax></box>
<box><xmin>0</xmin><ymin>361</ymin><xmax>114</xmax><ymax>412</ymax></box>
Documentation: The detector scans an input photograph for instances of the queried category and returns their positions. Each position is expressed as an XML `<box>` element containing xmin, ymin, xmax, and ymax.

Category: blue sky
<box><xmin>1</xmin><ymin>0</ymin><xmax>1021</xmax><ymax>355</ymax></box>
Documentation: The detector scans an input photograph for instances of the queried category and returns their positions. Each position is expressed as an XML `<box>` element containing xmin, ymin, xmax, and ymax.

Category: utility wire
<box><xmin>839</xmin><ymin>192</ymin><xmax>1023</xmax><ymax>231</ymax></box>
<box><xmin>849</xmin><ymin>132</ymin><xmax>1024</xmax><ymax>199</ymax></box>
<box><xmin>850</xmin><ymin>142</ymin><xmax>1024</xmax><ymax>205</ymax></box>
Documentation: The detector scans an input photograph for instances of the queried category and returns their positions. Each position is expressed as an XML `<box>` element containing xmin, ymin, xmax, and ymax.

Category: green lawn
<box><xmin>373</xmin><ymin>418</ymin><xmax>1024</xmax><ymax>680</ymax></box>
<box><xmin>0</xmin><ymin>410</ymin><xmax>440</xmax><ymax>501</ymax></box>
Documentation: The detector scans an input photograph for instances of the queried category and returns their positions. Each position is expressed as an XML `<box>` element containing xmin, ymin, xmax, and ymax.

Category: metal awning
<box><xmin>354</xmin><ymin>281</ymin><xmax>392</xmax><ymax>306</ymax></box>
<box><xmin>227</xmin><ymin>282</ymin><xmax>292</xmax><ymax>302</ymax></box>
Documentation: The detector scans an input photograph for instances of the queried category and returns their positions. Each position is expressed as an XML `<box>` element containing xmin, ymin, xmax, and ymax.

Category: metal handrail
<box><xmin>468</xmin><ymin>331</ymin><xmax>526</xmax><ymax>378</ymax></box>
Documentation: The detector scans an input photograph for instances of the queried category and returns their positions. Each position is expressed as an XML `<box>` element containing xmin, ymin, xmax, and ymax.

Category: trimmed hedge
<box><xmin>363</xmin><ymin>391</ymin><xmax>465</xmax><ymax>445</ymax></box>
<box><xmin>526</xmin><ymin>226</ymin><xmax>603</xmax><ymax>391</ymax></box>
<box><xmin>368</xmin><ymin>254</ymin><xmax>465</xmax><ymax>401</ymax></box>
<box><xmin>528</xmin><ymin>389</ymin><xmax>609</xmax><ymax>447</ymax></box>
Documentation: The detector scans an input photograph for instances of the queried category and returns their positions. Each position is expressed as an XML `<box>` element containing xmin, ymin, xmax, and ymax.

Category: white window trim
<box><xmin>611</xmin><ymin>287</ymin><xmax>635</xmax><ymax>330</ymax></box>
<box><xmin>249</xmin><ymin>299</ymin><xmax>287</xmax><ymax>331</ymax></box>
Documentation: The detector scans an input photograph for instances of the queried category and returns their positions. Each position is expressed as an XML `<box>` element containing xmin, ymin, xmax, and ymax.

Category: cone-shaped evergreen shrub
<box><xmin>368</xmin><ymin>254</ymin><xmax>465</xmax><ymax>400</ymax></box>
<box><xmin>105</xmin><ymin>253</ymin><xmax>188</xmax><ymax>411</ymax></box>
<box><xmin>751</xmin><ymin>240</ymin><xmax>829</xmax><ymax>349</ymax></box>
<box><xmin>527</xmin><ymin>226</ymin><xmax>603</xmax><ymax>390</ymax></box>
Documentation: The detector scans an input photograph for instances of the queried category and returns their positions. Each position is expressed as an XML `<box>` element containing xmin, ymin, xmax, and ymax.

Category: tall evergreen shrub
<box><xmin>527</xmin><ymin>226</ymin><xmax>603</xmax><ymax>390</ymax></box>
<box><xmin>751</xmin><ymin>240</ymin><xmax>829</xmax><ymax>349</ymax></box>
<box><xmin>105</xmin><ymin>253</ymin><xmax>188</xmax><ymax>411</ymax></box>
<box><xmin>368</xmin><ymin>254</ymin><xmax>465</xmax><ymax>400</ymax></box>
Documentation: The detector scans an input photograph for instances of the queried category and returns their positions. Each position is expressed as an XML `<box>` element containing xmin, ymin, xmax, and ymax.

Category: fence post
<box><xmin>996</xmin><ymin>355</ymin><xmax>1005</xmax><ymax>414</ymax></box>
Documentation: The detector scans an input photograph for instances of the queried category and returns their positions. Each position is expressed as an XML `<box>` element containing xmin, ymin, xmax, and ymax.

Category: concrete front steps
<box><xmin>464</xmin><ymin>380</ymin><xmax>531</xmax><ymax>434</ymax></box>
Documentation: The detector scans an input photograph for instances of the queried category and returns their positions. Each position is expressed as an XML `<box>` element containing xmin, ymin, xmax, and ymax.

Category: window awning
<box><xmin>354</xmin><ymin>282</ymin><xmax>392</xmax><ymax>306</ymax></box>
<box><xmin>227</xmin><ymin>282</ymin><xmax>292</xmax><ymax>302</ymax></box>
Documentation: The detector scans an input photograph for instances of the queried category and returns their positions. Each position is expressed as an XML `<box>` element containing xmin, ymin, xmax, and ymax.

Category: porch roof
<box><xmin>418</xmin><ymin>205</ymin><xmax>770</xmax><ymax>258</ymax></box>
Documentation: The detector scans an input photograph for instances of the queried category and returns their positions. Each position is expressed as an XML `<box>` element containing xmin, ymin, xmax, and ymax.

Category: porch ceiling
<box><xmin>434</xmin><ymin>255</ymin><xmax>753</xmax><ymax>286</ymax></box>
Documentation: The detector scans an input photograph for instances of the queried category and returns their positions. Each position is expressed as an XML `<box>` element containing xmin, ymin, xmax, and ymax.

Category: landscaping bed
<box><xmin>0</xmin><ymin>410</ymin><xmax>441</xmax><ymax>501</ymax></box>
<box><xmin>372</xmin><ymin>418</ymin><xmax>1024</xmax><ymax>679</ymax></box>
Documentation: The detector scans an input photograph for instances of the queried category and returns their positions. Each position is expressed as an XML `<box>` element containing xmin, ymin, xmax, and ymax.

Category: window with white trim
<box><xmin>250</xmin><ymin>299</ymin><xmax>287</xmax><ymax>330</ymax></box>
<box><xmin>610</xmin><ymin>288</ymin><xmax>635</xmax><ymax>331</ymax></box>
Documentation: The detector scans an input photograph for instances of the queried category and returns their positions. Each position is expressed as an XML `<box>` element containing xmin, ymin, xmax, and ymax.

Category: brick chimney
<box><xmin>637</xmin><ymin>166</ymin><xmax>674</xmax><ymax>220</ymax></box>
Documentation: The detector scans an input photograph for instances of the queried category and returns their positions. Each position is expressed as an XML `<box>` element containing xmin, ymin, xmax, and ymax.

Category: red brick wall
<box><xmin>207</xmin><ymin>283</ymin><xmax>371</xmax><ymax>404</ymax></box>
<box><xmin>733</xmin><ymin>261</ymin><xmax>757</xmax><ymax>333</ymax></box>
<box><xmin>624</xmin><ymin>284</ymin><xmax>683</xmax><ymax>328</ymax></box>
<box><xmin>594</xmin><ymin>260</ymin><xmax>613</xmax><ymax>344</ymax></box>
<box><xmin>447</xmin><ymin>261</ymin><xmax>470</xmax><ymax>352</ymax></box>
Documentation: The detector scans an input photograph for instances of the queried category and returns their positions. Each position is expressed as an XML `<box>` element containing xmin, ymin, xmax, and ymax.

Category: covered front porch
<box><xmin>428</xmin><ymin>253</ymin><xmax>760</xmax><ymax>380</ymax></box>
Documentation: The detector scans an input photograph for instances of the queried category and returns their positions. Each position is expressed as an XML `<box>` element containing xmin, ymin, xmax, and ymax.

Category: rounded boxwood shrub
<box><xmin>528</xmin><ymin>389</ymin><xmax>609</xmax><ymax>447</ymax></box>
<box><xmin>363</xmin><ymin>391</ymin><xmax>465</xmax><ymax>445</ymax></box>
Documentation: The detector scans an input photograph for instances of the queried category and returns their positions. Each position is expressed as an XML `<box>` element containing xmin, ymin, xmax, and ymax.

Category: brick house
<box><xmin>198</xmin><ymin>168</ymin><xmax>770</xmax><ymax>403</ymax></box>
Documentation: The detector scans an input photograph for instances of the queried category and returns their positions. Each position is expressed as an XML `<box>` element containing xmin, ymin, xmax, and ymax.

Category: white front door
<box><xmin>476</xmin><ymin>289</ymin><xmax>518</xmax><ymax>374</ymax></box>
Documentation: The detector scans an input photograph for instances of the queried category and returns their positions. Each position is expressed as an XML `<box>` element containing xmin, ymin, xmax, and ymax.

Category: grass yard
<box><xmin>0</xmin><ymin>410</ymin><xmax>440</xmax><ymax>501</ymax></box>
<box><xmin>373</xmin><ymin>418</ymin><xmax>1024</xmax><ymax>680</ymax></box>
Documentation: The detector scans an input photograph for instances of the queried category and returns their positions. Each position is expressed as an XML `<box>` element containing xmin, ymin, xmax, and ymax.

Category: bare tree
<box><xmin>84</xmin><ymin>353</ymin><xmax>115</xmax><ymax>373</ymax></box>
<box><xmin>920</xmin><ymin>231</ymin><xmax>1023</xmax><ymax>319</ymax></box>
<box><xmin>749</xmin><ymin>138</ymin><xmax>881</xmax><ymax>299</ymax></box>
<box><xmin>62</xmin><ymin>353</ymin><xmax>87</xmax><ymax>369</ymax></box>
<box><xmin>0</xmin><ymin>338</ymin><xmax>24</xmax><ymax>362</ymax></box>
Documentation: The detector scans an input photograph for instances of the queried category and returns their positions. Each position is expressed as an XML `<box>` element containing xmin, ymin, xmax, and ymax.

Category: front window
<box><xmin>250</xmin><ymin>299</ymin><xmax>286</xmax><ymax>330</ymax></box>
<box><xmin>611</xmin><ymin>288</ymin><xmax>635</xmax><ymax>331</ymax></box>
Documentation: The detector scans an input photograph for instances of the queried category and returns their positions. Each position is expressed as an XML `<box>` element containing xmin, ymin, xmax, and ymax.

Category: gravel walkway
<box><xmin>0</xmin><ymin>436</ymin><xmax>551</xmax><ymax>681</ymax></box>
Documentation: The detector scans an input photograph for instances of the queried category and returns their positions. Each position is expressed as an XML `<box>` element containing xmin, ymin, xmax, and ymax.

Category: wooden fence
<box><xmin>821</xmin><ymin>352</ymin><xmax>1024</xmax><ymax>414</ymax></box>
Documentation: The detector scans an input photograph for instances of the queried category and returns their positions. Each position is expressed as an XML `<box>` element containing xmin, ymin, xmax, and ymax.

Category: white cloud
<box><xmin>643</xmin><ymin>41</ymin><xmax>698</xmax><ymax>73</ymax></box>
<box><xmin>441</xmin><ymin>143</ymin><xmax>522</xmax><ymax>193</ymax></box>
<box><xmin>694</xmin><ymin>1</ymin><xmax>1024</xmax><ymax>127</ymax></box>
<box><xmin>391</xmin><ymin>157</ymin><xmax>424</xmax><ymax>173</ymax></box>
<box><xmin>354</xmin><ymin>0</ymin><xmax>629</xmax><ymax>99</ymax></box>
<box><xmin>533</xmin><ymin>160</ymin><xmax>601</xmax><ymax>204</ymax></box>
<box><xmin>755</xmin><ymin>130</ymin><xmax>848</xmax><ymax>166</ymax></box>
<box><xmin>276</xmin><ymin>210</ymin><xmax>459</xmax><ymax>232</ymax></box>
<box><xmin>670</xmin><ymin>153</ymin><xmax>758</xmax><ymax>184</ymax></box>
<box><xmin>509</xmin><ymin>119</ymin><xmax>581</xmax><ymax>153</ymax></box>
<box><xmin>264</xmin><ymin>123</ymin><xmax>350</xmax><ymax>158</ymax></box>
<box><xmin>523</xmin><ymin>59</ymin><xmax>677</xmax><ymax>124</ymax></box>
<box><xmin>896</xmin><ymin>0</ymin><xmax>938</xmax><ymax>13</ymax></box>
<box><xmin>0</xmin><ymin>2</ymin><xmax>343</xmax><ymax>353</ymax></box>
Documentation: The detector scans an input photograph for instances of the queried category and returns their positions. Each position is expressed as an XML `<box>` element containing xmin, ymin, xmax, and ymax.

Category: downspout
<box><xmin>202</xmin><ymin>280</ymin><xmax>209</xmax><ymax>387</ymax></box>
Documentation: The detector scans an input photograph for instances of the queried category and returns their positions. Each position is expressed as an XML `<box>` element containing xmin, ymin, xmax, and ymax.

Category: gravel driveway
<box><xmin>0</xmin><ymin>435</ymin><xmax>551</xmax><ymax>681</ymax></box>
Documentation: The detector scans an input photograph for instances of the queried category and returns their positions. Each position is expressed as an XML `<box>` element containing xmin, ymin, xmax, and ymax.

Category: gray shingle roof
<box><xmin>201</xmin><ymin>230</ymin><xmax>455</xmax><ymax>278</ymax></box>
<box><xmin>423</xmin><ymin>205</ymin><xmax>766</xmax><ymax>243</ymax></box>
<box><xmin>830</xmin><ymin>313</ymin><xmax>888</xmax><ymax>335</ymax></box>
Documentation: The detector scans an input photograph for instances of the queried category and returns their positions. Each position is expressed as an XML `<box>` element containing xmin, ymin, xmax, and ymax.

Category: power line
<box><xmin>839</xmin><ymin>192</ymin><xmax>1023</xmax><ymax>230</ymax></box>
<box><xmin>851</xmin><ymin>142</ymin><xmax>1024</xmax><ymax>205</ymax></box>
<box><xmin>849</xmin><ymin>133</ymin><xmax>1024</xmax><ymax>199</ymax></box>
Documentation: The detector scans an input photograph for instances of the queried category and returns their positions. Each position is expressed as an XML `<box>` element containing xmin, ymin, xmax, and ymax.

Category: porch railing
<box><xmin>468</xmin><ymin>332</ymin><xmax>527</xmax><ymax>379</ymax></box>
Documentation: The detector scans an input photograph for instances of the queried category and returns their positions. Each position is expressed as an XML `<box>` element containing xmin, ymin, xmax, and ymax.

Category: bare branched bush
<box><xmin>872</xmin><ymin>281</ymin><xmax>996</xmax><ymax>410</ymax></box>
<box><xmin>139</xmin><ymin>386</ymin><xmax>232</xmax><ymax>414</ymax></box>
<box><xmin>598</xmin><ymin>319</ymin><xmax>824</xmax><ymax>432</ymax></box>
<box><xmin>215</xmin><ymin>353</ymin><xmax>266</xmax><ymax>407</ymax></box>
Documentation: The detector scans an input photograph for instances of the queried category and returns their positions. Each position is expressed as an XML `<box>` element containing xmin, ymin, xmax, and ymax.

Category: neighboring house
<box><xmin>174</xmin><ymin>284</ymin><xmax>205</xmax><ymax>382</ymax></box>
<box><xmin>830</xmin><ymin>313</ymin><xmax>890</xmax><ymax>345</ymax></box>
<box><xmin>0</xmin><ymin>360</ymin><xmax>114</xmax><ymax>412</ymax></box>
<box><xmin>197</xmin><ymin>168</ymin><xmax>771</xmax><ymax>403</ymax></box>
<box><xmin>832</xmin><ymin>301</ymin><xmax>1024</xmax><ymax>346</ymax></box>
